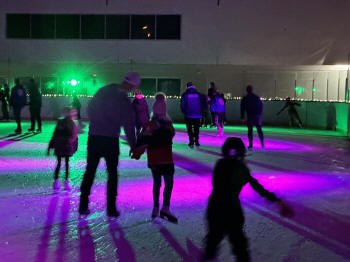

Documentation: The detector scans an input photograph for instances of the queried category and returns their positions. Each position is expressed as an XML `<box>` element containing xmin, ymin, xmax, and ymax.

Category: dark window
<box><xmin>81</xmin><ymin>15</ymin><xmax>105</xmax><ymax>39</ymax></box>
<box><xmin>140</xmin><ymin>78</ymin><xmax>157</xmax><ymax>96</ymax></box>
<box><xmin>106</xmin><ymin>15</ymin><xmax>130</xmax><ymax>39</ymax></box>
<box><xmin>56</xmin><ymin>15</ymin><xmax>80</xmax><ymax>39</ymax></box>
<box><xmin>157</xmin><ymin>79</ymin><xmax>181</xmax><ymax>96</ymax></box>
<box><xmin>131</xmin><ymin>15</ymin><xmax>155</xmax><ymax>39</ymax></box>
<box><xmin>41</xmin><ymin>77</ymin><xmax>58</xmax><ymax>94</ymax></box>
<box><xmin>31</xmin><ymin>14</ymin><xmax>55</xmax><ymax>39</ymax></box>
<box><xmin>6</xmin><ymin>14</ymin><xmax>30</xmax><ymax>38</ymax></box>
<box><xmin>156</xmin><ymin>15</ymin><xmax>181</xmax><ymax>39</ymax></box>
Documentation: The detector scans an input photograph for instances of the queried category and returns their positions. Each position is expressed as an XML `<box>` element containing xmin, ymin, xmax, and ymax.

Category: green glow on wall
<box><xmin>295</xmin><ymin>86</ymin><xmax>304</xmax><ymax>96</ymax></box>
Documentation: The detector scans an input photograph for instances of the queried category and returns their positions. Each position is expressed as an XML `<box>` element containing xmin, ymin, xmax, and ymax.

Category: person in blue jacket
<box><xmin>180</xmin><ymin>82</ymin><xmax>207</xmax><ymax>147</ymax></box>
<box><xmin>240</xmin><ymin>85</ymin><xmax>264</xmax><ymax>149</ymax></box>
<box><xmin>9</xmin><ymin>78</ymin><xmax>27</xmax><ymax>134</ymax></box>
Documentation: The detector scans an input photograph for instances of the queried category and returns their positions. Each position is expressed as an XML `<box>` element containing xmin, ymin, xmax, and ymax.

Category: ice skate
<box><xmin>151</xmin><ymin>207</ymin><xmax>159</xmax><ymax>219</ymax></box>
<box><xmin>160</xmin><ymin>207</ymin><xmax>178</xmax><ymax>224</ymax></box>
<box><xmin>64</xmin><ymin>180</ymin><xmax>72</xmax><ymax>191</ymax></box>
<box><xmin>53</xmin><ymin>179</ymin><xmax>60</xmax><ymax>190</ymax></box>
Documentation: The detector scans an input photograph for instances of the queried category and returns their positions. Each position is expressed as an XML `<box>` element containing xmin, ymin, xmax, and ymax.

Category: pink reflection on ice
<box><xmin>173</xmin><ymin>131</ymin><xmax>316</xmax><ymax>151</ymax></box>
<box><xmin>0</xmin><ymin>157</ymin><xmax>54</xmax><ymax>172</ymax></box>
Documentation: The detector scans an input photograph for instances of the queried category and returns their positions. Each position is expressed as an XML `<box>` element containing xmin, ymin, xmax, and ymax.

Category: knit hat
<box><xmin>124</xmin><ymin>72</ymin><xmax>141</xmax><ymax>88</ymax></box>
<box><xmin>186</xmin><ymin>82</ymin><xmax>195</xmax><ymax>88</ymax></box>
<box><xmin>152</xmin><ymin>92</ymin><xmax>167</xmax><ymax>117</ymax></box>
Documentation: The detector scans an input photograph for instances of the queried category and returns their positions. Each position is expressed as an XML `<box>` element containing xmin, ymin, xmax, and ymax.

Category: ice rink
<box><xmin>0</xmin><ymin>121</ymin><xmax>349</xmax><ymax>262</ymax></box>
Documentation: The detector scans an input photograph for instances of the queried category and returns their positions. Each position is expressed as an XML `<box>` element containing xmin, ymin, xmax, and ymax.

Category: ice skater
<box><xmin>131</xmin><ymin>92</ymin><xmax>178</xmax><ymax>223</ymax></box>
<box><xmin>180</xmin><ymin>82</ymin><xmax>207</xmax><ymax>147</ymax></box>
<box><xmin>48</xmin><ymin>107</ymin><xmax>78</xmax><ymax>191</ymax></box>
<box><xmin>132</xmin><ymin>89</ymin><xmax>150</xmax><ymax>136</ymax></box>
<box><xmin>203</xmin><ymin>137</ymin><xmax>293</xmax><ymax>262</ymax></box>
<box><xmin>9</xmin><ymin>78</ymin><xmax>27</xmax><ymax>134</ymax></box>
<box><xmin>78</xmin><ymin>72</ymin><xmax>139</xmax><ymax>217</ymax></box>
<box><xmin>240</xmin><ymin>85</ymin><xmax>264</xmax><ymax>149</ymax></box>
<box><xmin>276</xmin><ymin>97</ymin><xmax>303</xmax><ymax>128</ymax></box>
<box><xmin>211</xmin><ymin>91</ymin><xmax>226</xmax><ymax>137</ymax></box>
<box><xmin>27</xmin><ymin>78</ymin><xmax>42</xmax><ymax>132</ymax></box>
<box><xmin>0</xmin><ymin>83</ymin><xmax>10</xmax><ymax>121</ymax></box>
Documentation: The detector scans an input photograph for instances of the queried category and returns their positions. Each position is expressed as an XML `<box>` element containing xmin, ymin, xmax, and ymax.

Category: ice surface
<box><xmin>0</xmin><ymin>122</ymin><xmax>349</xmax><ymax>261</ymax></box>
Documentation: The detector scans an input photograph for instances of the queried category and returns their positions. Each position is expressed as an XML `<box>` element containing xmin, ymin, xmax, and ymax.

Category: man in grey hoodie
<box><xmin>79</xmin><ymin>72</ymin><xmax>140</xmax><ymax>217</ymax></box>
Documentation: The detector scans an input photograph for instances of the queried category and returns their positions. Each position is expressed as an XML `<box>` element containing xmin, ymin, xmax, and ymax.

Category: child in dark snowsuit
<box><xmin>131</xmin><ymin>92</ymin><xmax>178</xmax><ymax>223</ymax></box>
<box><xmin>203</xmin><ymin>137</ymin><xmax>293</xmax><ymax>262</ymax></box>
<box><xmin>48</xmin><ymin>107</ymin><xmax>78</xmax><ymax>191</ymax></box>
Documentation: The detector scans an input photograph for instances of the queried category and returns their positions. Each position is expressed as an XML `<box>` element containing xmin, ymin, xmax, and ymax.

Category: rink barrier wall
<box><xmin>13</xmin><ymin>97</ymin><xmax>350</xmax><ymax>136</ymax></box>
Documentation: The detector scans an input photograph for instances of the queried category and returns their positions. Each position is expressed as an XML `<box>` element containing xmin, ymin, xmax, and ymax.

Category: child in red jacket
<box><xmin>48</xmin><ymin>107</ymin><xmax>78</xmax><ymax>191</ymax></box>
<box><xmin>132</xmin><ymin>92</ymin><xmax>177</xmax><ymax>223</ymax></box>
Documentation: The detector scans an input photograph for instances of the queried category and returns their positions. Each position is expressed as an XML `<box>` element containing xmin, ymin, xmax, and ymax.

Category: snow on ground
<box><xmin>0</xmin><ymin>121</ymin><xmax>350</xmax><ymax>262</ymax></box>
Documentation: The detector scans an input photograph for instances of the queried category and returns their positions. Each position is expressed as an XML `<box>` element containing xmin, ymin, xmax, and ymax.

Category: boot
<box><xmin>151</xmin><ymin>206</ymin><xmax>159</xmax><ymax>219</ymax></box>
<box><xmin>160</xmin><ymin>206</ymin><xmax>178</xmax><ymax>223</ymax></box>
<box><xmin>64</xmin><ymin>180</ymin><xmax>72</xmax><ymax>191</ymax></box>
<box><xmin>53</xmin><ymin>179</ymin><xmax>60</xmax><ymax>190</ymax></box>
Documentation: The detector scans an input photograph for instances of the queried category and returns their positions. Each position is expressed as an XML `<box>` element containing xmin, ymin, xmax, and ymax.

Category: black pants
<box><xmin>80</xmin><ymin>135</ymin><xmax>120</xmax><ymax>212</ymax></box>
<box><xmin>150</xmin><ymin>164</ymin><xmax>174</xmax><ymax>208</ymax></box>
<box><xmin>54</xmin><ymin>156</ymin><xmax>70</xmax><ymax>180</ymax></box>
<box><xmin>30</xmin><ymin>106</ymin><xmax>42</xmax><ymax>130</ymax></box>
<box><xmin>13</xmin><ymin>106</ymin><xmax>23</xmax><ymax>131</ymax></box>
<box><xmin>185</xmin><ymin>118</ymin><xmax>201</xmax><ymax>144</ymax></box>
<box><xmin>1</xmin><ymin>101</ymin><xmax>9</xmax><ymax>120</ymax></box>
<box><xmin>204</xmin><ymin>201</ymin><xmax>250</xmax><ymax>262</ymax></box>
<box><xmin>247</xmin><ymin>116</ymin><xmax>264</xmax><ymax>147</ymax></box>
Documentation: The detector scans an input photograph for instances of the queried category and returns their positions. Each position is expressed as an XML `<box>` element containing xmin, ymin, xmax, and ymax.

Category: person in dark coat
<box><xmin>27</xmin><ymin>78</ymin><xmax>42</xmax><ymax>132</ymax></box>
<box><xmin>71</xmin><ymin>91</ymin><xmax>82</xmax><ymax>120</ymax></box>
<box><xmin>132</xmin><ymin>90</ymin><xmax>150</xmax><ymax>136</ymax></box>
<box><xmin>9</xmin><ymin>78</ymin><xmax>27</xmax><ymax>134</ymax></box>
<box><xmin>180</xmin><ymin>82</ymin><xmax>207</xmax><ymax>147</ymax></box>
<box><xmin>240</xmin><ymin>85</ymin><xmax>264</xmax><ymax>149</ymax></box>
<box><xmin>0</xmin><ymin>83</ymin><xmax>10</xmax><ymax>120</ymax></box>
<box><xmin>48</xmin><ymin>107</ymin><xmax>78</xmax><ymax>191</ymax></box>
<box><xmin>78</xmin><ymin>72</ymin><xmax>139</xmax><ymax>218</ymax></box>
<box><xmin>276</xmin><ymin>97</ymin><xmax>303</xmax><ymax>128</ymax></box>
<box><xmin>207</xmin><ymin>82</ymin><xmax>218</xmax><ymax>128</ymax></box>
<box><xmin>203</xmin><ymin>137</ymin><xmax>293</xmax><ymax>262</ymax></box>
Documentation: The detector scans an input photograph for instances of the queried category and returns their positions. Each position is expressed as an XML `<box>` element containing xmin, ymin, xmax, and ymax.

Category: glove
<box><xmin>130</xmin><ymin>146</ymin><xmax>146</xmax><ymax>160</ymax></box>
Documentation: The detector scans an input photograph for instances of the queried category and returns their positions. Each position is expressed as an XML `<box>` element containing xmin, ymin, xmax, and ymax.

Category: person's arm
<box><xmin>248</xmin><ymin>174</ymin><xmax>294</xmax><ymax>217</ymax></box>
<box><xmin>276</xmin><ymin>104</ymin><xmax>287</xmax><ymax>115</ymax></box>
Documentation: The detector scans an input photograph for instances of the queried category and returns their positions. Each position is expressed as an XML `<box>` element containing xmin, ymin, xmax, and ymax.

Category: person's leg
<box><xmin>185</xmin><ymin>118</ymin><xmax>194</xmax><ymax>146</ymax></box>
<box><xmin>104</xmin><ymin>137</ymin><xmax>120</xmax><ymax>216</ymax></box>
<box><xmin>228</xmin><ymin>220</ymin><xmax>250</xmax><ymax>262</ymax></box>
<box><xmin>256</xmin><ymin>119</ymin><xmax>264</xmax><ymax>148</ymax></box>
<box><xmin>151</xmin><ymin>166</ymin><xmax>162</xmax><ymax>217</ymax></box>
<box><xmin>204</xmin><ymin>218</ymin><xmax>225</xmax><ymax>260</ymax></box>
<box><xmin>193</xmin><ymin>118</ymin><xmax>201</xmax><ymax>146</ymax></box>
<box><xmin>162</xmin><ymin>164</ymin><xmax>174</xmax><ymax>208</ymax></box>
<box><xmin>247</xmin><ymin>123</ymin><xmax>253</xmax><ymax>148</ymax></box>
<box><xmin>54</xmin><ymin>156</ymin><xmax>62</xmax><ymax>180</ymax></box>
<box><xmin>37</xmin><ymin>106</ymin><xmax>42</xmax><ymax>131</ymax></box>
<box><xmin>64</xmin><ymin>156</ymin><xmax>69</xmax><ymax>180</ymax></box>
<box><xmin>79</xmin><ymin>136</ymin><xmax>101</xmax><ymax>214</ymax></box>
<box><xmin>13</xmin><ymin>107</ymin><xmax>21</xmax><ymax>132</ymax></box>
<box><xmin>29</xmin><ymin>106</ymin><xmax>35</xmax><ymax>130</ymax></box>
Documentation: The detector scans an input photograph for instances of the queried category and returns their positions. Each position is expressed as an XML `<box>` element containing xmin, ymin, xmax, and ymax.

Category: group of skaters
<box><xmin>46</xmin><ymin>71</ymin><xmax>293</xmax><ymax>261</ymax></box>
<box><xmin>0</xmin><ymin>78</ymin><xmax>42</xmax><ymax>134</ymax></box>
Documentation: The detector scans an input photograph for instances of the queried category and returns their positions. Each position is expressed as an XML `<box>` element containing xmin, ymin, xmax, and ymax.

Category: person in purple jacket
<box><xmin>180</xmin><ymin>82</ymin><xmax>207</xmax><ymax>147</ymax></box>
<box><xmin>78</xmin><ymin>72</ymin><xmax>140</xmax><ymax>217</ymax></box>
<box><xmin>240</xmin><ymin>85</ymin><xmax>264</xmax><ymax>149</ymax></box>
